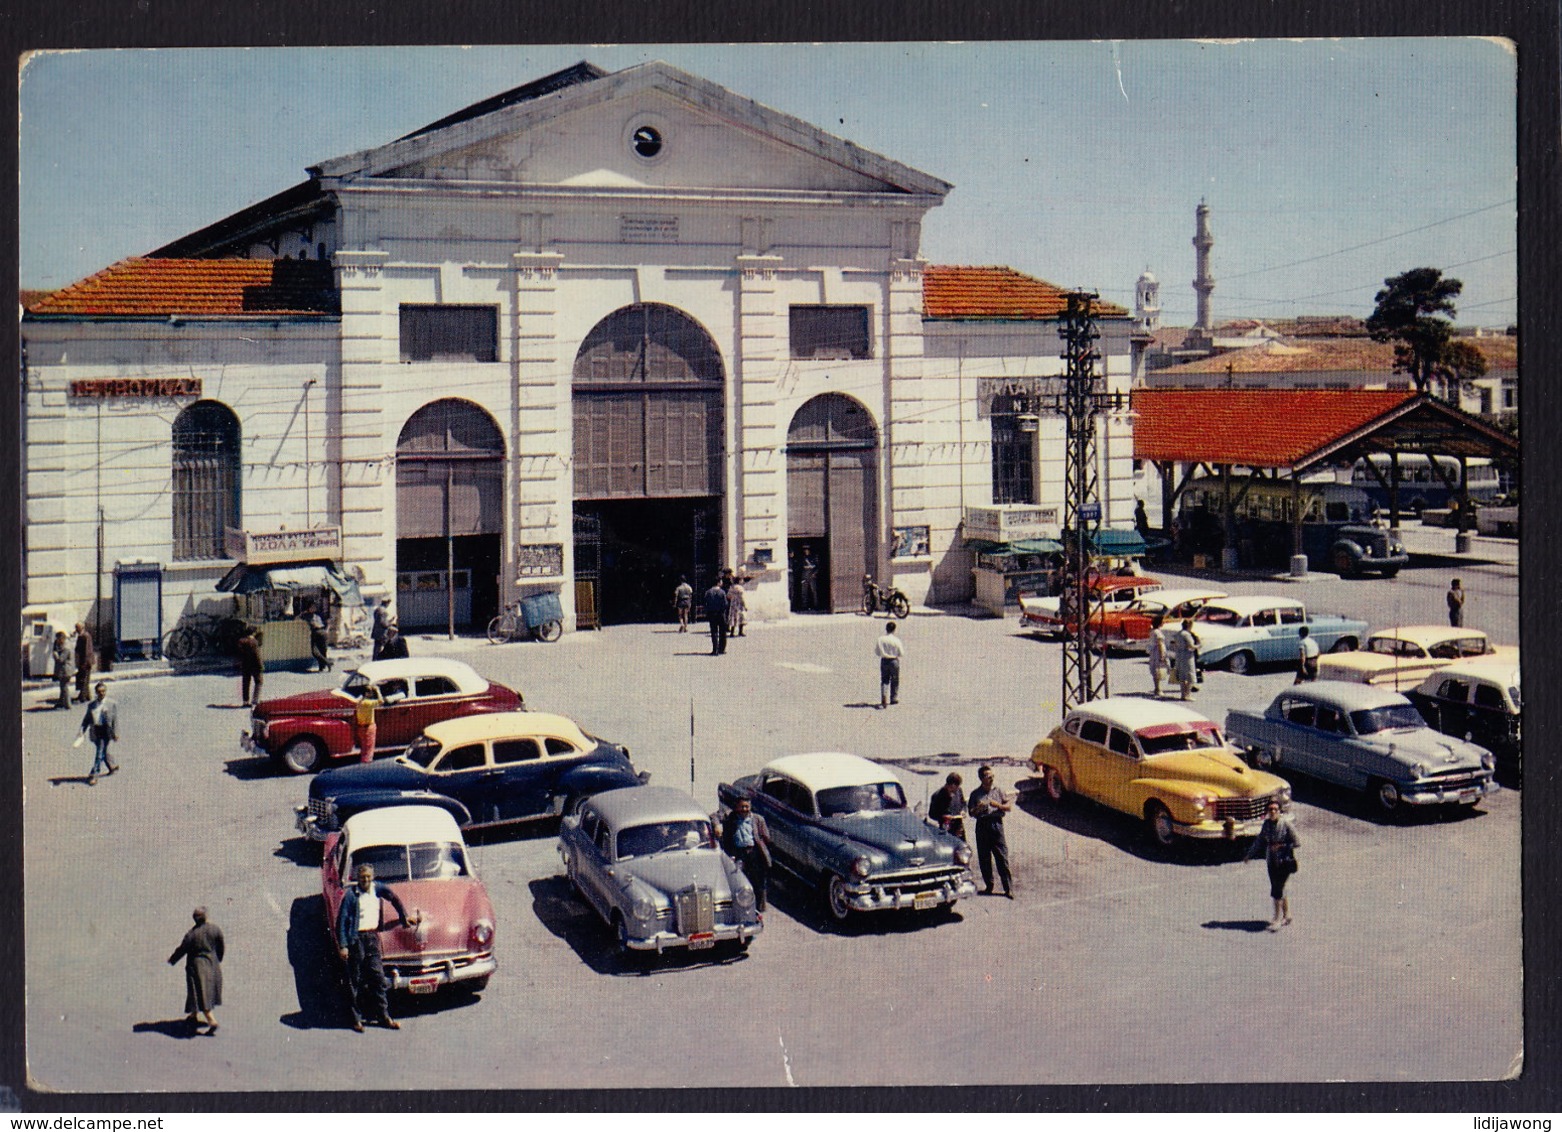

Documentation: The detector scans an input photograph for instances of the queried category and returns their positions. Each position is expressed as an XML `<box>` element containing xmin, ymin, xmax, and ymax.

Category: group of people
<box><xmin>1145</xmin><ymin>618</ymin><xmax>1204</xmax><ymax>700</ymax></box>
<box><xmin>49</xmin><ymin>622</ymin><xmax>97</xmax><ymax>711</ymax></box>
<box><xmin>675</xmin><ymin>570</ymin><xmax>748</xmax><ymax>655</ymax></box>
<box><xmin>234</xmin><ymin>597</ymin><xmax>406</xmax><ymax>708</ymax></box>
<box><xmin>928</xmin><ymin>766</ymin><xmax>1017</xmax><ymax>898</ymax></box>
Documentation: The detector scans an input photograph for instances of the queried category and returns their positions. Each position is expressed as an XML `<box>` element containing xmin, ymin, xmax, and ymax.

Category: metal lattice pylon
<box><xmin>1059</xmin><ymin>291</ymin><xmax>1110</xmax><ymax>712</ymax></box>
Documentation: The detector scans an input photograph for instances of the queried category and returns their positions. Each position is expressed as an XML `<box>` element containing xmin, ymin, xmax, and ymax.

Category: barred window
<box><xmin>172</xmin><ymin>401</ymin><xmax>242</xmax><ymax>561</ymax></box>
<box><xmin>989</xmin><ymin>395</ymin><xmax>1036</xmax><ymax>505</ymax></box>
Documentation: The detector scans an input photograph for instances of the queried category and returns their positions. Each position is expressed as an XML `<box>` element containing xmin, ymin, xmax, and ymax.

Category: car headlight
<box><xmin>1278</xmin><ymin>786</ymin><xmax>1292</xmax><ymax>804</ymax></box>
<box><xmin>851</xmin><ymin>856</ymin><xmax>873</xmax><ymax>879</ymax></box>
<box><xmin>1482</xmin><ymin>753</ymin><xmax>1495</xmax><ymax>771</ymax></box>
<box><xmin>470</xmin><ymin>919</ymin><xmax>494</xmax><ymax>947</ymax></box>
<box><xmin>1412</xmin><ymin>762</ymin><xmax>1428</xmax><ymax>779</ymax></box>
<box><xmin>955</xmin><ymin>844</ymin><xmax>972</xmax><ymax>866</ymax></box>
<box><xmin>630</xmin><ymin>894</ymin><xmax>657</xmax><ymax>922</ymax></box>
<box><xmin>1191</xmin><ymin>794</ymin><xmax>1210</xmax><ymax>814</ymax></box>
<box><xmin>733</xmin><ymin>885</ymin><xmax>756</xmax><ymax>909</ymax></box>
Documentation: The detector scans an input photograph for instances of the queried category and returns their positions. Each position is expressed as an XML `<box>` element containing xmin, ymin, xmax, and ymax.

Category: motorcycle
<box><xmin>861</xmin><ymin>574</ymin><xmax>911</xmax><ymax>619</ymax></box>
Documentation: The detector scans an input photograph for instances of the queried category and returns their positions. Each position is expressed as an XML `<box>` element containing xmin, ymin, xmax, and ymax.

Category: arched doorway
<box><xmin>786</xmin><ymin>394</ymin><xmax>880</xmax><ymax>612</ymax></box>
<box><xmin>395</xmin><ymin>399</ymin><xmax>504</xmax><ymax>632</ymax></box>
<box><xmin>572</xmin><ymin>303</ymin><xmax>725</xmax><ymax>624</ymax></box>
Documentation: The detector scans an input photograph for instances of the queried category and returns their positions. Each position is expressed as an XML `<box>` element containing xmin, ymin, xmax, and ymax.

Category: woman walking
<box><xmin>1246</xmin><ymin>801</ymin><xmax>1300</xmax><ymax>931</ymax></box>
<box><xmin>167</xmin><ymin>906</ymin><xmax>224</xmax><ymax>1034</ymax></box>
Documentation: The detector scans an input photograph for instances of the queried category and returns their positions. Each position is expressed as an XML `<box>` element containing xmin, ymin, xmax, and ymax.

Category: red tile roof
<box><xmin>924</xmin><ymin>265</ymin><xmax>1127</xmax><ymax>320</ymax></box>
<box><xmin>1131</xmin><ymin>388</ymin><xmax>1417</xmax><ymax>467</ymax></box>
<box><xmin>25</xmin><ymin>258</ymin><xmax>338</xmax><ymax>317</ymax></box>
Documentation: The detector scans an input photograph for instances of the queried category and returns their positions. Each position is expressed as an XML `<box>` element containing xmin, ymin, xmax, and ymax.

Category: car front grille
<box><xmin>1418</xmin><ymin>769</ymin><xmax>1488</xmax><ymax>788</ymax></box>
<box><xmin>306</xmin><ymin>797</ymin><xmax>337</xmax><ymax>828</ymax></box>
<box><xmin>1212</xmin><ymin>794</ymin><xmax>1280</xmax><ymax>823</ymax></box>
<box><xmin>673</xmin><ymin>886</ymin><xmax>715</xmax><ymax>935</ymax></box>
<box><xmin>866</xmin><ymin>865</ymin><xmax>968</xmax><ymax>893</ymax></box>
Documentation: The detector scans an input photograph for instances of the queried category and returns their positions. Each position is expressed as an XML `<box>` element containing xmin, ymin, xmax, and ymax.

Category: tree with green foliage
<box><xmin>1365</xmin><ymin>267</ymin><xmax>1465</xmax><ymax>396</ymax></box>
<box><xmin>1433</xmin><ymin>339</ymin><xmax>1489</xmax><ymax>400</ymax></box>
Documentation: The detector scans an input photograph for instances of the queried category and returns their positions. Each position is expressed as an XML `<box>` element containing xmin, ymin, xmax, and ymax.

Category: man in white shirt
<box><xmin>1295</xmin><ymin>625</ymin><xmax>1321</xmax><ymax>683</ymax></box>
<box><xmin>875</xmin><ymin>622</ymin><xmax>904</xmax><ymax>709</ymax></box>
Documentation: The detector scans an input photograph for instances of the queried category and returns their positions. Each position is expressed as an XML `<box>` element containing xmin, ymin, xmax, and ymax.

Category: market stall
<box><xmin>217</xmin><ymin>527</ymin><xmax>364</xmax><ymax>670</ymax></box>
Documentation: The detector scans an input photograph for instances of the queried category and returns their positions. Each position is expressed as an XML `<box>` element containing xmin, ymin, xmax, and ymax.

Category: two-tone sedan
<box><xmin>1028</xmin><ymin>698</ymin><xmax>1292</xmax><ymax>848</ymax></box>
<box><xmin>323</xmin><ymin>804</ymin><xmax>497</xmax><ymax>995</ymax></box>
<box><xmin>247</xmin><ymin>658</ymin><xmax>524</xmax><ymax>774</ymax></box>
<box><xmin>1314</xmin><ymin>625</ymin><xmax>1513</xmax><ymax>691</ymax></box>
<box><xmin>297</xmin><ymin>711</ymin><xmax>646</xmax><ymax>841</ymax></box>
<box><xmin>1226</xmin><ymin>683</ymin><xmax>1497</xmax><ymax>813</ymax></box>
<box><xmin>1086</xmin><ymin>587</ymin><xmax>1229</xmax><ymax>650</ymax></box>
<box><xmin>717</xmin><ymin>754</ymin><xmax>976</xmax><ymax>922</ymax></box>
<box><xmin>559</xmin><ymin>786</ymin><xmax>763</xmax><ymax>957</ymax></box>
<box><xmin>1019</xmin><ymin>574</ymin><xmax>1165</xmax><ymax>637</ymax></box>
<box><xmin>1409</xmin><ymin>659</ymin><xmax>1521</xmax><ymax>784</ymax></box>
<box><xmin>1191</xmin><ymin>596</ymin><xmax>1367</xmax><ymax>675</ymax></box>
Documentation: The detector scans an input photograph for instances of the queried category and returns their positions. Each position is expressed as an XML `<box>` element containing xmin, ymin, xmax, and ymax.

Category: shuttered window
<box><xmin>172</xmin><ymin>401</ymin><xmax>241</xmax><ymax>561</ymax></box>
<box><xmin>396</xmin><ymin>400</ymin><xmax>505</xmax><ymax>538</ymax></box>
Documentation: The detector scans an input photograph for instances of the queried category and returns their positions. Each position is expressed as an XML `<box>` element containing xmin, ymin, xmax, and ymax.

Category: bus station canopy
<box><xmin>1130</xmin><ymin>389</ymin><xmax>1517</xmax><ymax>473</ymax></box>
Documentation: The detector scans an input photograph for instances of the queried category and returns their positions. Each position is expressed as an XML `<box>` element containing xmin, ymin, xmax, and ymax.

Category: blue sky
<box><xmin>18</xmin><ymin>40</ymin><xmax>1517</xmax><ymax>326</ymax></box>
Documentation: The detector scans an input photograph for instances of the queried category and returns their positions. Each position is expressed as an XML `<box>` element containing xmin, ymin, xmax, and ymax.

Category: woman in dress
<box><xmin>167</xmin><ymin>907</ymin><xmax>224</xmax><ymax>1033</ymax></box>
<box><xmin>1245</xmin><ymin>801</ymin><xmax>1300</xmax><ymax>931</ymax></box>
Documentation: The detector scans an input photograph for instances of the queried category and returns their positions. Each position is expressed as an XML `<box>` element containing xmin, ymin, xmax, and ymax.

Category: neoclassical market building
<box><xmin>21</xmin><ymin>60</ymin><xmax>1136</xmax><ymax>650</ymax></box>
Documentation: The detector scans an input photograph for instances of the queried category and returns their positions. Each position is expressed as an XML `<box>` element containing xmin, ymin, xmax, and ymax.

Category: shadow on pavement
<box><xmin>274</xmin><ymin>837</ymin><xmax>321</xmax><ymax>867</ymax></box>
<box><xmin>1015</xmin><ymin>789</ymin><xmax>1247</xmax><ymax>868</ymax></box>
<box><xmin>1201</xmin><ymin>919</ymin><xmax>1273</xmax><ymax>933</ymax></box>
<box><xmin>527</xmin><ymin>875</ymin><xmax>750</xmax><ymax>977</ymax></box>
<box><xmin>223</xmin><ymin>756</ymin><xmax>283</xmax><ymax>781</ymax></box>
<box><xmin>762</xmin><ymin>867</ymin><xmax>966</xmax><ymax>937</ymax></box>
<box><xmin>280</xmin><ymin>895</ymin><xmax>353</xmax><ymax>1031</ymax></box>
<box><xmin>1279</xmin><ymin>773</ymin><xmax>1493</xmax><ymax>828</ymax></box>
<box><xmin>47</xmin><ymin>775</ymin><xmax>96</xmax><ymax>787</ymax></box>
<box><xmin>132</xmin><ymin>1017</ymin><xmax>211</xmax><ymax>1039</ymax></box>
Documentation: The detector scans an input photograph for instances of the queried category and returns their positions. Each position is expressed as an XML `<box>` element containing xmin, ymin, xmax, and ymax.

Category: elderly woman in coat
<box><xmin>168</xmin><ymin>907</ymin><xmax>225</xmax><ymax>1033</ymax></box>
<box><xmin>51</xmin><ymin>631</ymin><xmax>74</xmax><ymax>710</ymax></box>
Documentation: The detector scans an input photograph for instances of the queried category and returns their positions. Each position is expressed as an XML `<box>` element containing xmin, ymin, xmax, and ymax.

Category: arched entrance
<box><xmin>572</xmin><ymin>303</ymin><xmax>725</xmax><ymax>624</ymax></box>
<box><xmin>395</xmin><ymin>399</ymin><xmax>504</xmax><ymax>632</ymax></box>
<box><xmin>786</xmin><ymin>394</ymin><xmax>880</xmax><ymax>612</ymax></box>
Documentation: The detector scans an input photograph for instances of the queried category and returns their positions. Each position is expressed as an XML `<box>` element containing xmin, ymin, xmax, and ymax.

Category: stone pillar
<box><xmin>736</xmin><ymin>252</ymin><xmax>787</xmax><ymax>619</ymax></box>
<box><xmin>510</xmin><ymin>251</ymin><xmax>574</xmax><ymax>623</ymax></box>
<box><xmin>886</xmin><ymin>253</ymin><xmax>932</xmax><ymax>605</ymax></box>
<box><xmin>334</xmin><ymin>249</ymin><xmax>394</xmax><ymax>595</ymax></box>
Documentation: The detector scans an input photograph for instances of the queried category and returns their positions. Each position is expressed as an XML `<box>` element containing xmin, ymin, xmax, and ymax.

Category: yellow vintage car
<box><xmin>1029</xmin><ymin>697</ymin><xmax>1291</xmax><ymax>848</ymax></box>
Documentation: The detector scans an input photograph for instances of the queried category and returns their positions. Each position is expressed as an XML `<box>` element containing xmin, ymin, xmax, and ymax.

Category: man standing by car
<box><xmin>968</xmin><ymin>765</ymin><xmax>1014</xmax><ymax>898</ymax></box>
<box><xmin>336</xmin><ymin>863</ymin><xmax>419</xmax><ymax>1032</ymax></box>
<box><xmin>1447</xmin><ymin>578</ymin><xmax>1466</xmax><ymax>627</ymax></box>
<box><xmin>703</xmin><ymin>579</ymin><xmax>729</xmax><ymax>656</ymax></box>
<box><xmin>928</xmin><ymin>772</ymin><xmax>968</xmax><ymax>841</ymax></box>
<box><xmin>720</xmin><ymin>796</ymin><xmax>772</xmax><ymax>912</ymax></box>
<box><xmin>236</xmin><ymin>625</ymin><xmax>265</xmax><ymax>707</ymax></box>
<box><xmin>1173</xmin><ymin>618</ymin><xmax>1201</xmax><ymax>700</ymax></box>
<box><xmin>1295</xmin><ymin>625</ymin><xmax>1320</xmax><ymax>684</ymax></box>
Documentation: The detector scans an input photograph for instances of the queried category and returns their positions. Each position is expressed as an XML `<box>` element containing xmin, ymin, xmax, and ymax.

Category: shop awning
<box><xmin>965</xmin><ymin>537</ymin><xmax>1063</xmax><ymax>555</ymax></box>
<box><xmin>1086</xmin><ymin>529</ymin><xmax>1147</xmax><ymax>557</ymax></box>
<box><xmin>216</xmin><ymin>559</ymin><xmax>363</xmax><ymax>604</ymax></box>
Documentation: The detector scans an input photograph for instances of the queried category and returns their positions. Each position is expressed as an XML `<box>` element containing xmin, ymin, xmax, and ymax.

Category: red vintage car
<box><xmin>1018</xmin><ymin>574</ymin><xmax>1165</xmax><ymax>637</ymax></box>
<box><xmin>244</xmin><ymin>657</ymin><xmax>523</xmax><ymax>773</ymax></box>
<box><xmin>323</xmin><ymin>804</ymin><xmax>497</xmax><ymax>995</ymax></box>
<box><xmin>1086</xmin><ymin>588</ymin><xmax>1229</xmax><ymax>650</ymax></box>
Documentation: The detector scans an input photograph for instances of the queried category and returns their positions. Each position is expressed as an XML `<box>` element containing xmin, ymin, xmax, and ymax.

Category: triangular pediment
<box><xmin>310</xmin><ymin>61</ymin><xmax>950</xmax><ymax>198</ymax></box>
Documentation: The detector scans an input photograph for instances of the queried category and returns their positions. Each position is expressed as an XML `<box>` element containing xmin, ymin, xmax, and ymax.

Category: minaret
<box><xmin>1130</xmin><ymin>269</ymin><xmax>1159</xmax><ymax>385</ymax></box>
<box><xmin>1192</xmin><ymin>200</ymin><xmax>1215</xmax><ymax>338</ymax></box>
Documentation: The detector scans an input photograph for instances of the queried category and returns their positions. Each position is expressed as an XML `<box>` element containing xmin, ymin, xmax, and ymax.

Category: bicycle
<box><xmin>163</xmin><ymin>611</ymin><xmax>246</xmax><ymax>661</ymax></box>
<box><xmin>487</xmin><ymin>592</ymin><xmax>564</xmax><ymax>644</ymax></box>
<box><xmin>860</xmin><ymin>574</ymin><xmax>911</xmax><ymax>619</ymax></box>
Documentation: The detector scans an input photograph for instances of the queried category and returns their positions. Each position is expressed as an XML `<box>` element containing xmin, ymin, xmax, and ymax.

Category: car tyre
<box><xmin>1042</xmin><ymin>765</ymin><xmax>1067</xmax><ymax>802</ymax></box>
<box><xmin>1329</xmin><ymin>637</ymin><xmax>1357</xmax><ymax>653</ymax></box>
<box><xmin>1372</xmin><ymin>779</ymin><xmax>1402</xmax><ymax>814</ymax></box>
<box><xmin>1226</xmin><ymin>650</ymin><xmax>1254</xmax><ymax>676</ymax></box>
<box><xmin>277</xmin><ymin>736</ymin><xmax>326</xmax><ymax>775</ymax></box>
<box><xmin>1145</xmin><ymin>801</ymin><xmax>1177</xmax><ymax>849</ymax></box>
<box><xmin>825</xmin><ymin>874</ymin><xmax>854</xmax><ymax>923</ymax></box>
<box><xmin>1332</xmin><ymin>548</ymin><xmax>1358</xmax><ymax>577</ymax></box>
<box><xmin>462</xmin><ymin>975</ymin><xmax>490</xmax><ymax>995</ymax></box>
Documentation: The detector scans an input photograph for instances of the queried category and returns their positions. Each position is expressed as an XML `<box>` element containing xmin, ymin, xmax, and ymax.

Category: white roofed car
<box><xmin>1029</xmin><ymin>697</ymin><xmax>1291</xmax><ymax>848</ymax></box>
<box><xmin>1315</xmin><ymin>626</ymin><xmax>1513</xmax><ymax>691</ymax></box>
<box><xmin>1190</xmin><ymin>597</ymin><xmax>1368</xmax><ymax>675</ymax></box>
<box><xmin>717</xmin><ymin>753</ymin><xmax>977</xmax><ymax>921</ymax></box>
<box><xmin>1408</xmin><ymin>659</ymin><xmax>1522</xmax><ymax>784</ymax></box>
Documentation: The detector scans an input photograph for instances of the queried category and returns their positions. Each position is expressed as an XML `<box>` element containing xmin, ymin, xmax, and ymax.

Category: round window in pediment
<box><xmin>631</xmin><ymin>125</ymin><xmax>663</xmax><ymax>159</ymax></box>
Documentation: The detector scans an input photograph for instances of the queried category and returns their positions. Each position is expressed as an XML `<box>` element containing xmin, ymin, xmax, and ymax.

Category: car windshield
<box><xmin>615</xmin><ymin>819</ymin><xmax>714</xmax><ymax>859</ymax></box>
<box><xmin>1367</xmin><ymin>637</ymin><xmax>1419</xmax><ymax>657</ymax></box>
<box><xmin>404</xmin><ymin>736</ymin><xmax>441</xmax><ymax>768</ymax></box>
<box><xmin>1350</xmin><ymin>704</ymin><xmax>1426</xmax><ymax>735</ymax></box>
<box><xmin>1193</xmin><ymin>605</ymin><xmax>1240</xmax><ymax>626</ymax></box>
<box><xmin>350</xmin><ymin>841</ymin><xmax>469</xmax><ymax>882</ymax></box>
<box><xmin>816</xmin><ymin>781</ymin><xmax>908</xmax><ymax>817</ymax></box>
<box><xmin>341</xmin><ymin>672</ymin><xmax>371</xmax><ymax>696</ymax></box>
<box><xmin>1138</xmin><ymin>726</ymin><xmax>1224</xmax><ymax>755</ymax></box>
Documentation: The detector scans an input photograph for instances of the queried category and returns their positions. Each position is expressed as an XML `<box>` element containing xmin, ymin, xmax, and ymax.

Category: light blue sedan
<box><xmin>1191</xmin><ymin>596</ymin><xmax>1368</xmax><ymax>675</ymax></box>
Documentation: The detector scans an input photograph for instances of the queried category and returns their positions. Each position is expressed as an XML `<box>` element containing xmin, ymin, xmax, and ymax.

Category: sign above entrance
<box><xmin>70</xmin><ymin>377</ymin><xmax>202</xmax><ymax>399</ymax></box>
<box><xmin>225</xmin><ymin>526</ymin><xmax>343</xmax><ymax>565</ymax></box>
<box><xmin>963</xmin><ymin>505</ymin><xmax>1059</xmax><ymax>544</ymax></box>
<box><xmin>516</xmin><ymin>544</ymin><xmax>564</xmax><ymax>580</ymax></box>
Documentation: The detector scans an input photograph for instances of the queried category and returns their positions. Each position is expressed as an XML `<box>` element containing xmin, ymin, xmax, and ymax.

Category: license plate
<box><xmin>408</xmin><ymin>977</ymin><xmax>439</xmax><ymax>994</ymax></box>
<box><xmin>1458</xmin><ymin>789</ymin><xmax>1478</xmax><ymax>803</ymax></box>
<box><xmin>688</xmin><ymin>933</ymin><xmax>715</xmax><ymax>950</ymax></box>
<box><xmin>914</xmin><ymin>892</ymin><xmax>939</xmax><ymax>910</ymax></box>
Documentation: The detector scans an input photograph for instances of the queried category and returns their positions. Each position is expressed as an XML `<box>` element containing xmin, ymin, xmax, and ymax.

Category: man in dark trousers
<box><xmin>1447</xmin><ymin>578</ymin><xmax>1466</xmax><ymax>627</ymax></box>
<box><xmin>236</xmin><ymin>625</ymin><xmax>265</xmax><ymax>706</ymax></box>
<box><xmin>720</xmin><ymin>796</ymin><xmax>772</xmax><ymax>911</ymax></box>
<box><xmin>336</xmin><ymin>863</ymin><xmax>419</xmax><ymax>1032</ymax></box>
<box><xmin>928</xmin><ymin>772</ymin><xmax>968</xmax><ymax>841</ymax></box>
<box><xmin>304</xmin><ymin>601</ymin><xmax>331</xmax><ymax>672</ymax></box>
<box><xmin>167</xmin><ymin>906</ymin><xmax>224</xmax><ymax>1034</ymax></box>
<box><xmin>968</xmin><ymin>765</ymin><xmax>1015</xmax><ymax>898</ymax></box>
<box><xmin>72</xmin><ymin>622</ymin><xmax>95</xmax><ymax>703</ymax></box>
<box><xmin>703</xmin><ymin>579</ymin><xmax>729</xmax><ymax>656</ymax></box>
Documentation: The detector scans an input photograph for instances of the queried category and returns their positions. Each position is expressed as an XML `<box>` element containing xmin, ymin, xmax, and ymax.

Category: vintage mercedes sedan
<box><xmin>1314</xmin><ymin>625</ymin><xmax>1513</xmax><ymax>691</ymax></box>
<box><xmin>1028</xmin><ymin>698</ymin><xmax>1291</xmax><ymax>847</ymax></box>
<box><xmin>323</xmin><ymin>804</ymin><xmax>497</xmax><ymax>995</ymax></box>
<box><xmin>1226</xmin><ymin>683</ymin><xmax>1497</xmax><ymax>813</ymax></box>
<box><xmin>1408</xmin><ymin>660</ymin><xmax>1521</xmax><ymax>784</ymax></box>
<box><xmin>297</xmin><ymin>711</ymin><xmax>646</xmax><ymax>841</ymax></box>
<box><xmin>717</xmin><ymin>754</ymin><xmax>976</xmax><ymax>922</ymax></box>
<box><xmin>246</xmin><ymin>658</ymin><xmax>524</xmax><ymax>774</ymax></box>
<box><xmin>559</xmin><ymin>786</ymin><xmax>763</xmax><ymax>956</ymax></box>
<box><xmin>1190</xmin><ymin>596</ymin><xmax>1367</xmax><ymax>675</ymax></box>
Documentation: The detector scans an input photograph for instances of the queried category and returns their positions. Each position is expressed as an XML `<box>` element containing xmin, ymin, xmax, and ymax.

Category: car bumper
<box><xmin>837</xmin><ymin>873</ymin><xmax>978</xmax><ymax>914</ymax></box>
<box><xmin>295</xmin><ymin>803</ymin><xmax>336</xmax><ymax>842</ymax></box>
<box><xmin>626</xmin><ymin>919</ymin><xmax>763</xmax><ymax>953</ymax></box>
<box><xmin>1401</xmin><ymin>779</ymin><xmax>1497</xmax><ymax>806</ymax></box>
<box><xmin>1177</xmin><ymin>816</ymin><xmax>1269</xmax><ymax>840</ymax></box>
<box><xmin>241</xmin><ymin>728</ymin><xmax>266</xmax><ymax>756</ymax></box>
<box><xmin>385</xmin><ymin>954</ymin><xmax>497</xmax><ymax>993</ymax></box>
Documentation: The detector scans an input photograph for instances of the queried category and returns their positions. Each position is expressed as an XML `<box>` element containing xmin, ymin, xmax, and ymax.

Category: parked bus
<box><xmin>1347</xmin><ymin>454</ymin><xmax>1502</xmax><ymax>515</ymax></box>
<box><xmin>1179</xmin><ymin>475</ymin><xmax>1408</xmax><ymax>578</ymax></box>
